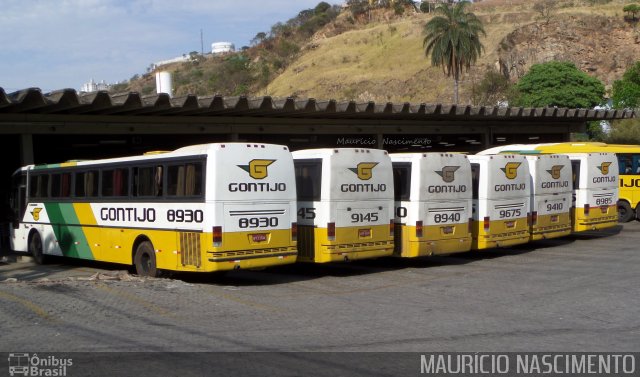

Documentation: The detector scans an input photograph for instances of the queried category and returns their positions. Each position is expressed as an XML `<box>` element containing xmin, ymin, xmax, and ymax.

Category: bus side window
<box><xmin>634</xmin><ymin>154</ymin><xmax>640</xmax><ymax>174</ymax></box>
<box><xmin>571</xmin><ymin>161</ymin><xmax>581</xmax><ymax>190</ymax></box>
<box><xmin>167</xmin><ymin>162</ymin><xmax>202</xmax><ymax>197</ymax></box>
<box><xmin>83</xmin><ymin>171</ymin><xmax>98</xmax><ymax>198</ymax></box>
<box><xmin>392</xmin><ymin>163</ymin><xmax>411</xmax><ymax>201</ymax></box>
<box><xmin>29</xmin><ymin>174</ymin><xmax>49</xmax><ymax>199</ymax></box>
<box><xmin>134</xmin><ymin>166</ymin><xmax>164</xmax><ymax>197</ymax></box>
<box><xmin>471</xmin><ymin>164</ymin><xmax>480</xmax><ymax>200</ymax></box>
<box><xmin>51</xmin><ymin>173</ymin><xmax>71</xmax><ymax>198</ymax></box>
<box><xmin>294</xmin><ymin>160</ymin><xmax>322</xmax><ymax>201</ymax></box>
<box><xmin>618</xmin><ymin>154</ymin><xmax>632</xmax><ymax>174</ymax></box>
<box><xmin>102</xmin><ymin>168</ymin><xmax>129</xmax><ymax>197</ymax></box>
<box><xmin>154</xmin><ymin>166</ymin><xmax>163</xmax><ymax>196</ymax></box>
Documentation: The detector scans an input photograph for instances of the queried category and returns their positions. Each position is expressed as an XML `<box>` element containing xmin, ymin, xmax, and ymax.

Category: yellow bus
<box><xmin>466</xmin><ymin>154</ymin><xmax>531</xmax><ymax>250</ymax></box>
<box><xmin>481</xmin><ymin>143</ymin><xmax>620</xmax><ymax>231</ymax></box>
<box><xmin>390</xmin><ymin>153</ymin><xmax>472</xmax><ymax>257</ymax></box>
<box><xmin>520</xmin><ymin>142</ymin><xmax>637</xmax><ymax>222</ymax></box>
<box><xmin>478</xmin><ymin>151</ymin><xmax>573</xmax><ymax>241</ymax></box>
<box><xmin>292</xmin><ymin>148</ymin><xmax>395</xmax><ymax>263</ymax></box>
<box><xmin>8</xmin><ymin>143</ymin><xmax>298</xmax><ymax>276</ymax></box>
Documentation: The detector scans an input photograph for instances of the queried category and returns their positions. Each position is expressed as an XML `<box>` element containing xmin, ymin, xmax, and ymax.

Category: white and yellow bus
<box><xmin>467</xmin><ymin>154</ymin><xmax>531</xmax><ymax>250</ymax></box>
<box><xmin>292</xmin><ymin>148</ymin><xmax>395</xmax><ymax>263</ymax></box>
<box><xmin>509</xmin><ymin>142</ymin><xmax>636</xmax><ymax>222</ymax></box>
<box><xmin>480</xmin><ymin>143</ymin><xmax>619</xmax><ymax>232</ymax></box>
<box><xmin>478</xmin><ymin>151</ymin><xmax>573</xmax><ymax>241</ymax></box>
<box><xmin>390</xmin><ymin>153</ymin><xmax>472</xmax><ymax>257</ymax></box>
<box><xmin>9</xmin><ymin>143</ymin><xmax>298</xmax><ymax>276</ymax></box>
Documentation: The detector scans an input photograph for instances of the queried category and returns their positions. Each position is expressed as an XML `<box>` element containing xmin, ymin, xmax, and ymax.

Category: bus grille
<box><xmin>208</xmin><ymin>247</ymin><xmax>296</xmax><ymax>260</ymax></box>
<box><xmin>180</xmin><ymin>232</ymin><xmax>201</xmax><ymax>267</ymax></box>
<box><xmin>325</xmin><ymin>240</ymin><xmax>393</xmax><ymax>250</ymax></box>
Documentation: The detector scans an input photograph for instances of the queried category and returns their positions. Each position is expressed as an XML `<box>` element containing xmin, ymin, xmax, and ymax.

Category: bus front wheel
<box><xmin>29</xmin><ymin>232</ymin><xmax>47</xmax><ymax>265</ymax></box>
<box><xmin>618</xmin><ymin>201</ymin><xmax>634</xmax><ymax>223</ymax></box>
<box><xmin>133</xmin><ymin>241</ymin><xmax>159</xmax><ymax>277</ymax></box>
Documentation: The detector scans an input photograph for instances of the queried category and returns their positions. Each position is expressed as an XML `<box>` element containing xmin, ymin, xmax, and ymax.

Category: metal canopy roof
<box><xmin>0</xmin><ymin>87</ymin><xmax>635</xmax><ymax>121</ymax></box>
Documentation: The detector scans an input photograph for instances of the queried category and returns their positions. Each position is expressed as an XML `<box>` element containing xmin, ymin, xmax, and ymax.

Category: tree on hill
<box><xmin>612</xmin><ymin>61</ymin><xmax>640</xmax><ymax>109</ymax></box>
<box><xmin>533</xmin><ymin>0</ymin><xmax>557</xmax><ymax>25</ymax></box>
<box><xmin>423</xmin><ymin>1</ymin><xmax>486</xmax><ymax>104</ymax></box>
<box><xmin>606</xmin><ymin>119</ymin><xmax>640</xmax><ymax>145</ymax></box>
<box><xmin>511</xmin><ymin>61</ymin><xmax>605</xmax><ymax>108</ymax></box>
<box><xmin>623</xmin><ymin>3</ymin><xmax>640</xmax><ymax>21</ymax></box>
<box><xmin>608</xmin><ymin>61</ymin><xmax>640</xmax><ymax>145</ymax></box>
<box><xmin>471</xmin><ymin>68</ymin><xmax>513</xmax><ymax>106</ymax></box>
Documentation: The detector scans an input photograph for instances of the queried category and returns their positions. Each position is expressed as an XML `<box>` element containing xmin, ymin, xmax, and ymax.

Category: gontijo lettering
<box><xmin>100</xmin><ymin>207</ymin><xmax>156</xmax><ymax>222</ymax></box>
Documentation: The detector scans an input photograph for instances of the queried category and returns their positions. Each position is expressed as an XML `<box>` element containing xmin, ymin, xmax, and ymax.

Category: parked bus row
<box><xmin>7</xmin><ymin>142</ymin><xmax>620</xmax><ymax>277</ymax></box>
<box><xmin>481</xmin><ymin>142</ymin><xmax>640</xmax><ymax>223</ymax></box>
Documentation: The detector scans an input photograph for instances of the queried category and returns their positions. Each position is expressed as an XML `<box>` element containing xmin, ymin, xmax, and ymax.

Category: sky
<box><xmin>0</xmin><ymin>0</ymin><xmax>327</xmax><ymax>93</ymax></box>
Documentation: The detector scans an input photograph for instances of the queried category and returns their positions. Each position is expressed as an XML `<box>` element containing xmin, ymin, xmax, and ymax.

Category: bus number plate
<box><xmin>600</xmin><ymin>205</ymin><xmax>609</xmax><ymax>213</ymax></box>
<box><xmin>441</xmin><ymin>226</ymin><xmax>454</xmax><ymax>235</ymax></box>
<box><xmin>358</xmin><ymin>229</ymin><xmax>371</xmax><ymax>238</ymax></box>
<box><xmin>551</xmin><ymin>215</ymin><xmax>559</xmax><ymax>222</ymax></box>
<box><xmin>251</xmin><ymin>234</ymin><xmax>268</xmax><ymax>242</ymax></box>
<box><xmin>505</xmin><ymin>221</ymin><xmax>515</xmax><ymax>228</ymax></box>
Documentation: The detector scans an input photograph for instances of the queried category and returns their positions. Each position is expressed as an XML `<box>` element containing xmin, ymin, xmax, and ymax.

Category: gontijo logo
<box><xmin>597</xmin><ymin>162</ymin><xmax>612</xmax><ymax>175</ymax></box>
<box><xmin>547</xmin><ymin>165</ymin><xmax>564</xmax><ymax>179</ymax></box>
<box><xmin>501</xmin><ymin>162</ymin><xmax>521</xmax><ymax>180</ymax></box>
<box><xmin>237</xmin><ymin>159</ymin><xmax>275</xmax><ymax>179</ymax></box>
<box><xmin>435</xmin><ymin>166</ymin><xmax>460</xmax><ymax>183</ymax></box>
<box><xmin>31</xmin><ymin>208</ymin><xmax>42</xmax><ymax>221</ymax></box>
<box><xmin>349</xmin><ymin>162</ymin><xmax>378</xmax><ymax>180</ymax></box>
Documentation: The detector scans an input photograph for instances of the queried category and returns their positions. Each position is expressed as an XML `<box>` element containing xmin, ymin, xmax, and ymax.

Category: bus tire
<box><xmin>636</xmin><ymin>204</ymin><xmax>640</xmax><ymax>222</ymax></box>
<box><xmin>29</xmin><ymin>232</ymin><xmax>47</xmax><ymax>265</ymax></box>
<box><xmin>618</xmin><ymin>201</ymin><xmax>634</xmax><ymax>223</ymax></box>
<box><xmin>133</xmin><ymin>241</ymin><xmax>158</xmax><ymax>277</ymax></box>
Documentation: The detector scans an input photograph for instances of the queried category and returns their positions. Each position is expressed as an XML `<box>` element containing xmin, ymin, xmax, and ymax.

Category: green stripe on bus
<box><xmin>44</xmin><ymin>203</ymin><xmax>95</xmax><ymax>260</ymax></box>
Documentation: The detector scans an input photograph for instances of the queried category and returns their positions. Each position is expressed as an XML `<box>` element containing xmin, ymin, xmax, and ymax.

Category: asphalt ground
<box><xmin>0</xmin><ymin>223</ymin><xmax>638</xmax><ymax>376</ymax></box>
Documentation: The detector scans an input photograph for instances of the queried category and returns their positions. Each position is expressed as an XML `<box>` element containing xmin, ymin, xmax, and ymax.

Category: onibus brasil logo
<box><xmin>435</xmin><ymin>166</ymin><xmax>460</xmax><ymax>183</ymax></box>
<box><xmin>237</xmin><ymin>159</ymin><xmax>275</xmax><ymax>179</ymax></box>
<box><xmin>348</xmin><ymin>162</ymin><xmax>378</xmax><ymax>180</ymax></box>
<box><xmin>546</xmin><ymin>165</ymin><xmax>564</xmax><ymax>179</ymax></box>
<box><xmin>8</xmin><ymin>353</ymin><xmax>73</xmax><ymax>376</ymax></box>
<box><xmin>597</xmin><ymin>162</ymin><xmax>612</xmax><ymax>175</ymax></box>
<box><xmin>501</xmin><ymin>162</ymin><xmax>521</xmax><ymax>180</ymax></box>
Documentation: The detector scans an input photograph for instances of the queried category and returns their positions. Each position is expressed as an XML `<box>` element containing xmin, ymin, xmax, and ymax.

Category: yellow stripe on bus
<box><xmin>394</xmin><ymin>224</ymin><xmax>472</xmax><ymax>258</ymax></box>
<box><xmin>530</xmin><ymin>212</ymin><xmax>572</xmax><ymax>241</ymax></box>
<box><xmin>297</xmin><ymin>224</ymin><xmax>393</xmax><ymax>263</ymax></box>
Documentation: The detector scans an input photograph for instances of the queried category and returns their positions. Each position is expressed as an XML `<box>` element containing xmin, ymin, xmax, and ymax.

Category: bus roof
<box><xmin>23</xmin><ymin>143</ymin><xmax>289</xmax><ymax>170</ymax></box>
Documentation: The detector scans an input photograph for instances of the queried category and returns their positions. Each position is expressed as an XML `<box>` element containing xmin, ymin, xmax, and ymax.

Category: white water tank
<box><xmin>155</xmin><ymin>71</ymin><xmax>173</xmax><ymax>97</ymax></box>
<box><xmin>211</xmin><ymin>42</ymin><xmax>235</xmax><ymax>55</ymax></box>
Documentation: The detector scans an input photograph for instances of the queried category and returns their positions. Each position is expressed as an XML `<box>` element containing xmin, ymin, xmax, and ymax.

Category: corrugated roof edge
<box><xmin>0</xmin><ymin>87</ymin><xmax>635</xmax><ymax>120</ymax></box>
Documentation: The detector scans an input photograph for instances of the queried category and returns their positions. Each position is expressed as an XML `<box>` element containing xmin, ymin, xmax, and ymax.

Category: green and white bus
<box><xmin>9</xmin><ymin>143</ymin><xmax>298</xmax><ymax>276</ymax></box>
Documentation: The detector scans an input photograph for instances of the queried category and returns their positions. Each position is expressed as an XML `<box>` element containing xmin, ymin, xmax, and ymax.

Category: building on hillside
<box><xmin>80</xmin><ymin>79</ymin><xmax>110</xmax><ymax>93</ymax></box>
<box><xmin>211</xmin><ymin>42</ymin><xmax>235</xmax><ymax>55</ymax></box>
<box><xmin>151</xmin><ymin>54</ymin><xmax>190</xmax><ymax>70</ymax></box>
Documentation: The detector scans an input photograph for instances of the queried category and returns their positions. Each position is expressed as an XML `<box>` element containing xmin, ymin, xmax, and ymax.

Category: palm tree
<box><xmin>423</xmin><ymin>1</ymin><xmax>486</xmax><ymax>104</ymax></box>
